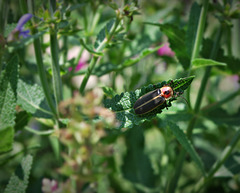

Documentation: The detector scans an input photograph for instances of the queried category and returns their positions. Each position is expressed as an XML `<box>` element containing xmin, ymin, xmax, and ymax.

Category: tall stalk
<box><xmin>168</xmin><ymin>0</ymin><xmax>209</xmax><ymax>192</ymax></box>
<box><xmin>49</xmin><ymin>0</ymin><xmax>63</xmax><ymax>116</ymax></box>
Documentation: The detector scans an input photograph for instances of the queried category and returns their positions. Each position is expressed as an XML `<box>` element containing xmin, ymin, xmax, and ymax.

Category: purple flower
<box><xmin>157</xmin><ymin>43</ymin><xmax>175</xmax><ymax>57</ymax></box>
<box><xmin>7</xmin><ymin>13</ymin><xmax>33</xmax><ymax>42</ymax></box>
<box><xmin>15</xmin><ymin>13</ymin><xmax>33</xmax><ymax>38</ymax></box>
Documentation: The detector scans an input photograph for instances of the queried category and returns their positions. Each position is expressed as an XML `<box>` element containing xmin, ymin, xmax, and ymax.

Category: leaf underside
<box><xmin>104</xmin><ymin>76</ymin><xmax>194</xmax><ymax>129</ymax></box>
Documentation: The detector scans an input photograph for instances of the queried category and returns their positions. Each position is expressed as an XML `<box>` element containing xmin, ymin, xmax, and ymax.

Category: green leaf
<box><xmin>4</xmin><ymin>154</ymin><xmax>33</xmax><ymax>193</ymax></box>
<box><xmin>145</xmin><ymin>22</ymin><xmax>190</xmax><ymax>69</ymax></box>
<box><xmin>186</xmin><ymin>2</ymin><xmax>201</xmax><ymax>56</ymax></box>
<box><xmin>0</xmin><ymin>127</ymin><xmax>14</xmax><ymax>153</ymax></box>
<box><xmin>167</xmin><ymin>121</ymin><xmax>206</xmax><ymax>175</ymax></box>
<box><xmin>0</xmin><ymin>55</ymin><xmax>18</xmax><ymax>130</ymax></box>
<box><xmin>104</xmin><ymin>76</ymin><xmax>194</xmax><ymax>129</ymax></box>
<box><xmin>215</xmin><ymin>152</ymin><xmax>240</xmax><ymax>178</ymax></box>
<box><xmin>17</xmin><ymin>79</ymin><xmax>53</xmax><ymax>118</ymax></box>
<box><xmin>192</xmin><ymin>58</ymin><xmax>226</xmax><ymax>69</ymax></box>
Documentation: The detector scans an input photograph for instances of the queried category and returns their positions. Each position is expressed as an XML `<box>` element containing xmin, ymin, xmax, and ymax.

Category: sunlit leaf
<box><xmin>192</xmin><ymin>58</ymin><xmax>226</xmax><ymax>69</ymax></box>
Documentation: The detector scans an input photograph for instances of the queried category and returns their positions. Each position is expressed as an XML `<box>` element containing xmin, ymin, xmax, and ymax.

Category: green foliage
<box><xmin>104</xmin><ymin>76</ymin><xmax>194</xmax><ymax>129</ymax></box>
<box><xmin>1</xmin><ymin>1</ymin><xmax>240</xmax><ymax>193</ymax></box>
<box><xmin>4</xmin><ymin>155</ymin><xmax>33</xmax><ymax>193</ymax></box>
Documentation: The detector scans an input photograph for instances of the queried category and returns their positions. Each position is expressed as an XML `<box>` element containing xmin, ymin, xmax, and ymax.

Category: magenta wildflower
<box><xmin>7</xmin><ymin>13</ymin><xmax>33</xmax><ymax>42</ymax></box>
<box><xmin>69</xmin><ymin>60</ymin><xmax>85</xmax><ymax>72</ymax></box>
<box><xmin>157</xmin><ymin>43</ymin><xmax>175</xmax><ymax>57</ymax></box>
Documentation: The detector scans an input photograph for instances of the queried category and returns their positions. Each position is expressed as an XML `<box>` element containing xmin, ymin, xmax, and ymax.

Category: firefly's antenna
<box><xmin>179</xmin><ymin>95</ymin><xmax>190</xmax><ymax>108</ymax></box>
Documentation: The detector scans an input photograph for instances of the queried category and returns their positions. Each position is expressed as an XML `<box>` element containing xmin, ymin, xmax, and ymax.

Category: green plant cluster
<box><xmin>0</xmin><ymin>0</ymin><xmax>240</xmax><ymax>193</ymax></box>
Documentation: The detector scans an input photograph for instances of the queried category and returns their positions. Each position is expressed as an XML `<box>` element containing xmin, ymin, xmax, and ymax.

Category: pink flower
<box><xmin>69</xmin><ymin>60</ymin><xmax>85</xmax><ymax>72</ymax></box>
<box><xmin>157</xmin><ymin>43</ymin><xmax>175</xmax><ymax>57</ymax></box>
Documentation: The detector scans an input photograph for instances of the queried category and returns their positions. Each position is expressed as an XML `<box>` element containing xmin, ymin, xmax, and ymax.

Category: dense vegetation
<box><xmin>0</xmin><ymin>0</ymin><xmax>240</xmax><ymax>192</ymax></box>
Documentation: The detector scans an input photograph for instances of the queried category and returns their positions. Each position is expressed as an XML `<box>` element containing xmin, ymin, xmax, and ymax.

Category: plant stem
<box><xmin>193</xmin><ymin>28</ymin><xmax>222</xmax><ymax>115</ymax></box>
<box><xmin>186</xmin><ymin>0</ymin><xmax>209</xmax><ymax>107</ymax></box>
<box><xmin>168</xmin><ymin>1</ymin><xmax>209</xmax><ymax>192</ymax></box>
<box><xmin>79</xmin><ymin>16</ymin><xmax>121</xmax><ymax>95</ymax></box>
<box><xmin>24</xmin><ymin>126</ymin><xmax>54</xmax><ymax>135</ymax></box>
<box><xmin>32</xmin><ymin>28</ymin><xmax>57</xmax><ymax>118</ymax></box>
<box><xmin>190</xmin><ymin>0</ymin><xmax>209</xmax><ymax>63</ymax></box>
<box><xmin>50</xmin><ymin>28</ymin><xmax>63</xmax><ymax>112</ymax></box>
<box><xmin>79</xmin><ymin>55</ymin><xmax>99</xmax><ymax>94</ymax></box>
<box><xmin>49</xmin><ymin>0</ymin><xmax>63</xmax><ymax>116</ymax></box>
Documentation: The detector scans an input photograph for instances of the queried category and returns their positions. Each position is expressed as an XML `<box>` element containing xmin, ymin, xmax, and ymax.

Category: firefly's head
<box><xmin>160</xmin><ymin>86</ymin><xmax>174</xmax><ymax>99</ymax></box>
